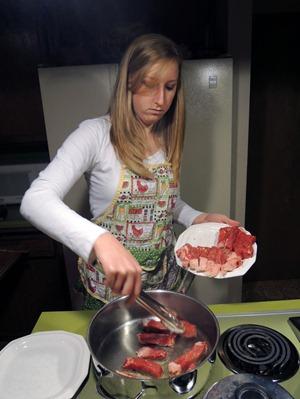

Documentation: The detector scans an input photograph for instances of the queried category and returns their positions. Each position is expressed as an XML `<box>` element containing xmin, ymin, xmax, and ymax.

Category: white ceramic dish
<box><xmin>175</xmin><ymin>222</ymin><xmax>257</xmax><ymax>279</ymax></box>
<box><xmin>0</xmin><ymin>331</ymin><xmax>90</xmax><ymax>399</ymax></box>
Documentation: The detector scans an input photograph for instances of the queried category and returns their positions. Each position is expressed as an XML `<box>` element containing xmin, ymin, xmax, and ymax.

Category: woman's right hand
<box><xmin>93</xmin><ymin>232</ymin><xmax>142</xmax><ymax>301</ymax></box>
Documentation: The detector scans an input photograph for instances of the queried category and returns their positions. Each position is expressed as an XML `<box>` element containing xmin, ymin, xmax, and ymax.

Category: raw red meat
<box><xmin>137</xmin><ymin>332</ymin><xmax>176</xmax><ymax>347</ymax></box>
<box><xmin>143</xmin><ymin>318</ymin><xmax>197</xmax><ymax>338</ymax></box>
<box><xmin>233</xmin><ymin>229</ymin><xmax>256</xmax><ymax>259</ymax></box>
<box><xmin>181</xmin><ymin>320</ymin><xmax>198</xmax><ymax>338</ymax></box>
<box><xmin>176</xmin><ymin>226</ymin><xmax>255</xmax><ymax>277</ymax></box>
<box><xmin>168</xmin><ymin>341</ymin><xmax>208</xmax><ymax>377</ymax></box>
<box><xmin>217</xmin><ymin>226</ymin><xmax>239</xmax><ymax>251</ymax></box>
<box><xmin>218</xmin><ymin>226</ymin><xmax>256</xmax><ymax>259</ymax></box>
<box><xmin>123</xmin><ymin>357</ymin><xmax>163</xmax><ymax>378</ymax></box>
<box><xmin>137</xmin><ymin>346</ymin><xmax>168</xmax><ymax>360</ymax></box>
<box><xmin>142</xmin><ymin>319</ymin><xmax>169</xmax><ymax>333</ymax></box>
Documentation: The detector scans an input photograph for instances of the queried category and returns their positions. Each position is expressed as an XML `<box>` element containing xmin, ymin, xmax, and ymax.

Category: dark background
<box><xmin>0</xmin><ymin>0</ymin><xmax>228</xmax><ymax>160</ymax></box>
<box><xmin>245</xmin><ymin>7</ymin><xmax>300</xmax><ymax>281</ymax></box>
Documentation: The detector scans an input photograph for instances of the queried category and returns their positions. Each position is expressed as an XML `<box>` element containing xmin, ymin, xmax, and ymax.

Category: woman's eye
<box><xmin>143</xmin><ymin>80</ymin><xmax>157</xmax><ymax>89</ymax></box>
<box><xmin>166</xmin><ymin>85</ymin><xmax>176</xmax><ymax>91</ymax></box>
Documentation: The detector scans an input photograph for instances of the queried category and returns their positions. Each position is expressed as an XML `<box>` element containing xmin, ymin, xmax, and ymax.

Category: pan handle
<box><xmin>96</xmin><ymin>379</ymin><xmax>156</xmax><ymax>399</ymax></box>
<box><xmin>169</xmin><ymin>370</ymin><xmax>197</xmax><ymax>394</ymax></box>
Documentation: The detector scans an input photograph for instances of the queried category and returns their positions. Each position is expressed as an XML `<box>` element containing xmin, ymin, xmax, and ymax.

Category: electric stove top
<box><xmin>82</xmin><ymin>306</ymin><xmax>300</xmax><ymax>398</ymax></box>
<box><xmin>197</xmin><ymin>308</ymin><xmax>300</xmax><ymax>399</ymax></box>
<box><xmin>31</xmin><ymin>300</ymin><xmax>300</xmax><ymax>399</ymax></box>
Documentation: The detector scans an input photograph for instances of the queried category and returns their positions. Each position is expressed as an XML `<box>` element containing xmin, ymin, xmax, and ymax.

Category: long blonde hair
<box><xmin>109</xmin><ymin>33</ymin><xmax>185</xmax><ymax>180</ymax></box>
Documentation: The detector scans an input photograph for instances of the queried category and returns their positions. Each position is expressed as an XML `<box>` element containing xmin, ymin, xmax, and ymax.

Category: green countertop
<box><xmin>32</xmin><ymin>299</ymin><xmax>300</xmax><ymax>399</ymax></box>
<box><xmin>32</xmin><ymin>299</ymin><xmax>300</xmax><ymax>336</ymax></box>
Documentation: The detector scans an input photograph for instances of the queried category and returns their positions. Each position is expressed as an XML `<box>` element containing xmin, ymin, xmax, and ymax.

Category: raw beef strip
<box><xmin>176</xmin><ymin>243</ymin><xmax>199</xmax><ymax>267</ymax></box>
<box><xmin>168</xmin><ymin>341</ymin><xmax>208</xmax><ymax>377</ymax></box>
<box><xmin>205</xmin><ymin>260</ymin><xmax>221</xmax><ymax>277</ymax></box>
<box><xmin>137</xmin><ymin>346</ymin><xmax>168</xmax><ymax>360</ymax></box>
<box><xmin>222</xmin><ymin>252</ymin><xmax>242</xmax><ymax>271</ymax></box>
<box><xmin>142</xmin><ymin>319</ymin><xmax>169</xmax><ymax>333</ymax></box>
<box><xmin>123</xmin><ymin>357</ymin><xmax>163</xmax><ymax>378</ymax></box>
<box><xmin>181</xmin><ymin>320</ymin><xmax>198</xmax><ymax>338</ymax></box>
<box><xmin>234</xmin><ymin>229</ymin><xmax>256</xmax><ymax>258</ymax></box>
<box><xmin>217</xmin><ymin>226</ymin><xmax>240</xmax><ymax>251</ymax></box>
<box><xmin>189</xmin><ymin>258</ymin><xmax>200</xmax><ymax>270</ymax></box>
<box><xmin>143</xmin><ymin>318</ymin><xmax>197</xmax><ymax>338</ymax></box>
<box><xmin>218</xmin><ymin>226</ymin><xmax>255</xmax><ymax>259</ymax></box>
<box><xmin>137</xmin><ymin>332</ymin><xmax>176</xmax><ymax>347</ymax></box>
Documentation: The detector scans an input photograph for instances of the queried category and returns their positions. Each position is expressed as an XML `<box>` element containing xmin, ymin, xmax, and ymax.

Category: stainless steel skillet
<box><xmin>87</xmin><ymin>290</ymin><xmax>219</xmax><ymax>399</ymax></box>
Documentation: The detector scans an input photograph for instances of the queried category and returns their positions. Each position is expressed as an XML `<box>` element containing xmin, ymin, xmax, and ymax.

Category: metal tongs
<box><xmin>136</xmin><ymin>290</ymin><xmax>184</xmax><ymax>334</ymax></box>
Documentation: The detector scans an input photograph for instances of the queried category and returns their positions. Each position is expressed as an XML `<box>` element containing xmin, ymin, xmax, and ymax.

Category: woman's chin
<box><xmin>141</xmin><ymin>114</ymin><xmax>164</xmax><ymax>127</ymax></box>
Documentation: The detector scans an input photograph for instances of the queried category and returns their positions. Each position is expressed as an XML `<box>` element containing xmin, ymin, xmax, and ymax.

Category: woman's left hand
<box><xmin>192</xmin><ymin>213</ymin><xmax>240</xmax><ymax>226</ymax></box>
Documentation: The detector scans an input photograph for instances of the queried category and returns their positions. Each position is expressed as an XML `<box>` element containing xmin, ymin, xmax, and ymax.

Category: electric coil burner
<box><xmin>217</xmin><ymin>324</ymin><xmax>299</xmax><ymax>382</ymax></box>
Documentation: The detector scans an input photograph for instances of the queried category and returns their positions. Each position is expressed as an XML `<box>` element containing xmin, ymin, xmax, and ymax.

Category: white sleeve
<box><xmin>173</xmin><ymin>195</ymin><xmax>203</xmax><ymax>228</ymax></box>
<box><xmin>20</xmin><ymin>120</ymin><xmax>107</xmax><ymax>262</ymax></box>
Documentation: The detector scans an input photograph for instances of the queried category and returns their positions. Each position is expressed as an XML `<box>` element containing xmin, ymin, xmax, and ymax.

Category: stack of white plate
<box><xmin>0</xmin><ymin>331</ymin><xmax>90</xmax><ymax>399</ymax></box>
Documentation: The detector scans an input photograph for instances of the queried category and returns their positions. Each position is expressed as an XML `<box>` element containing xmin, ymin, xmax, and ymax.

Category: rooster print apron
<box><xmin>78</xmin><ymin>162</ymin><xmax>190</xmax><ymax>304</ymax></box>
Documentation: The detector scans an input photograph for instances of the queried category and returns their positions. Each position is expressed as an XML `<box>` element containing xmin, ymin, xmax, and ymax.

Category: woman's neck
<box><xmin>144</xmin><ymin>129</ymin><xmax>163</xmax><ymax>157</ymax></box>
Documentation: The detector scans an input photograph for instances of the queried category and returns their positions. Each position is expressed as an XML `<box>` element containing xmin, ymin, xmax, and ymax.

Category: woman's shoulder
<box><xmin>71</xmin><ymin>114</ymin><xmax>111</xmax><ymax>147</ymax></box>
<box><xmin>78</xmin><ymin>114</ymin><xmax>111</xmax><ymax>135</ymax></box>
<box><xmin>60</xmin><ymin>115</ymin><xmax>113</xmax><ymax>162</ymax></box>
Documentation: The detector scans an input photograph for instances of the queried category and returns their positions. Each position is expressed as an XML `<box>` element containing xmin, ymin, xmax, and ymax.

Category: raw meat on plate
<box><xmin>177</xmin><ymin>243</ymin><xmax>242</xmax><ymax>276</ymax></box>
<box><xmin>217</xmin><ymin>226</ymin><xmax>255</xmax><ymax>258</ymax></box>
<box><xmin>176</xmin><ymin>226</ymin><xmax>256</xmax><ymax>277</ymax></box>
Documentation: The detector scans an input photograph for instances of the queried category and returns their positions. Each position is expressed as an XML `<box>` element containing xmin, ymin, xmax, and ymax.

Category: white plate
<box><xmin>0</xmin><ymin>331</ymin><xmax>90</xmax><ymax>399</ymax></box>
<box><xmin>175</xmin><ymin>222</ymin><xmax>257</xmax><ymax>279</ymax></box>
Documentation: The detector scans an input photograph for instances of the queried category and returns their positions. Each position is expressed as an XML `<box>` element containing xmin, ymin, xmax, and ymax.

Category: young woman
<box><xmin>20</xmin><ymin>34</ymin><xmax>239</xmax><ymax>308</ymax></box>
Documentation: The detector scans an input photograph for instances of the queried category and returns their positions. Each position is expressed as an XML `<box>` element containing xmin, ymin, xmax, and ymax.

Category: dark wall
<box><xmin>245</xmin><ymin>11</ymin><xmax>300</xmax><ymax>281</ymax></box>
<box><xmin>0</xmin><ymin>0</ymin><xmax>228</xmax><ymax>162</ymax></box>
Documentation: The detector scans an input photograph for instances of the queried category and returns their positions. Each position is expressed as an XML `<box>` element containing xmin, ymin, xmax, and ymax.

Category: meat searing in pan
<box><xmin>120</xmin><ymin>317</ymin><xmax>208</xmax><ymax>379</ymax></box>
<box><xmin>123</xmin><ymin>357</ymin><xmax>163</xmax><ymax>378</ymax></box>
<box><xmin>137</xmin><ymin>346</ymin><xmax>168</xmax><ymax>360</ymax></box>
<box><xmin>168</xmin><ymin>341</ymin><xmax>208</xmax><ymax>377</ymax></box>
<box><xmin>137</xmin><ymin>332</ymin><xmax>176</xmax><ymax>347</ymax></box>
<box><xmin>142</xmin><ymin>318</ymin><xmax>169</xmax><ymax>333</ymax></box>
<box><xmin>142</xmin><ymin>318</ymin><xmax>197</xmax><ymax>338</ymax></box>
<box><xmin>181</xmin><ymin>320</ymin><xmax>197</xmax><ymax>338</ymax></box>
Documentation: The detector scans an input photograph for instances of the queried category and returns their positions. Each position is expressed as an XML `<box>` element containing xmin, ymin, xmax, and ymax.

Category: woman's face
<box><xmin>131</xmin><ymin>60</ymin><xmax>179</xmax><ymax>128</ymax></box>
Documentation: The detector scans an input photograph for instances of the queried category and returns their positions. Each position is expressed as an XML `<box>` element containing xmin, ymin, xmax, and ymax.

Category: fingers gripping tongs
<box><xmin>136</xmin><ymin>290</ymin><xmax>184</xmax><ymax>334</ymax></box>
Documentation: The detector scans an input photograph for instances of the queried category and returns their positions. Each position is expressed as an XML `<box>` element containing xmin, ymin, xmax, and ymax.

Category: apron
<box><xmin>78</xmin><ymin>161</ymin><xmax>192</xmax><ymax>306</ymax></box>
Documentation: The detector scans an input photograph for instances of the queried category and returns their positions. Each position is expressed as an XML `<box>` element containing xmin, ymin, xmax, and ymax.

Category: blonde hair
<box><xmin>109</xmin><ymin>33</ymin><xmax>185</xmax><ymax>180</ymax></box>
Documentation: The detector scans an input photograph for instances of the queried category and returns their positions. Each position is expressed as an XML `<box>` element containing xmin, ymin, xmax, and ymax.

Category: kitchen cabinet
<box><xmin>0</xmin><ymin>222</ymin><xmax>71</xmax><ymax>344</ymax></box>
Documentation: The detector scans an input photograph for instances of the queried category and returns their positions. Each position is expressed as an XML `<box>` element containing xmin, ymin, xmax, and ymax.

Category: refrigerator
<box><xmin>38</xmin><ymin>58</ymin><xmax>242</xmax><ymax>305</ymax></box>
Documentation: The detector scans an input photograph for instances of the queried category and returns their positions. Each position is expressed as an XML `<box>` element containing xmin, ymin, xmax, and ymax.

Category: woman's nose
<box><xmin>154</xmin><ymin>86</ymin><xmax>165</xmax><ymax>106</ymax></box>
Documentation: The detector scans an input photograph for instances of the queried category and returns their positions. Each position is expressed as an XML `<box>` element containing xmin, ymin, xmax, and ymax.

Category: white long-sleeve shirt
<box><xmin>20</xmin><ymin>116</ymin><xmax>201</xmax><ymax>262</ymax></box>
